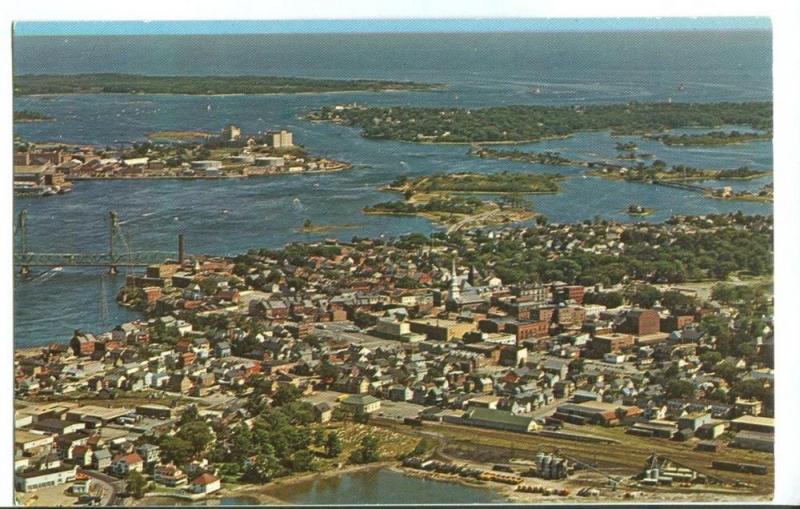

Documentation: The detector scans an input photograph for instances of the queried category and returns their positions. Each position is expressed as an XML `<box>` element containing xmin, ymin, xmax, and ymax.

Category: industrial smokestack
<box><xmin>178</xmin><ymin>234</ymin><xmax>185</xmax><ymax>265</ymax></box>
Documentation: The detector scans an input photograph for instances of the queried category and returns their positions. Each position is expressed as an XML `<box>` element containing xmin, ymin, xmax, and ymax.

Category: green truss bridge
<box><xmin>14</xmin><ymin>210</ymin><xmax>184</xmax><ymax>275</ymax></box>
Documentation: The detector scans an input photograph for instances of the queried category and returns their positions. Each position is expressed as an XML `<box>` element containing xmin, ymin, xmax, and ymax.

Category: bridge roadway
<box><xmin>14</xmin><ymin>251</ymin><xmax>175</xmax><ymax>270</ymax></box>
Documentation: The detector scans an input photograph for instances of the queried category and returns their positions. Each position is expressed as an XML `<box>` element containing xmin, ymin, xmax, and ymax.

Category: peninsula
<box><xmin>13</xmin><ymin>74</ymin><xmax>441</xmax><ymax>96</ymax></box>
<box><xmin>13</xmin><ymin>126</ymin><xmax>351</xmax><ymax>196</ymax></box>
<box><xmin>308</xmin><ymin>101</ymin><xmax>772</xmax><ymax>143</ymax></box>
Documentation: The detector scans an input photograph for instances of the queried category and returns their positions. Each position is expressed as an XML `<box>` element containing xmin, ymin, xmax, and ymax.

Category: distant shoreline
<box><xmin>14</xmin><ymin>74</ymin><xmax>444</xmax><ymax>97</ymax></box>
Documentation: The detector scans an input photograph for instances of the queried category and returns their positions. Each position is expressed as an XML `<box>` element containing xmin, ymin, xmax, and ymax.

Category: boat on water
<box><xmin>14</xmin><ymin>182</ymin><xmax>61</xmax><ymax>197</ymax></box>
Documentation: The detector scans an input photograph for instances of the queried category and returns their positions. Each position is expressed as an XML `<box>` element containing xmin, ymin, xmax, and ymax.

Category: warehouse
<box><xmin>450</xmin><ymin>407</ymin><xmax>538</xmax><ymax>433</ymax></box>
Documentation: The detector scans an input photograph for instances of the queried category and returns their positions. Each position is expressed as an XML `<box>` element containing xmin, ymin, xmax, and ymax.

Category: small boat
<box><xmin>222</xmin><ymin>209</ymin><xmax>229</xmax><ymax>214</ymax></box>
<box><xmin>207</xmin><ymin>104</ymin><xmax>212</xmax><ymax>111</ymax></box>
<box><xmin>534</xmin><ymin>88</ymin><xmax>541</xmax><ymax>94</ymax></box>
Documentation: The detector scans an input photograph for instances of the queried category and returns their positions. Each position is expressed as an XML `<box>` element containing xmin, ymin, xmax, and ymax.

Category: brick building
<box><xmin>616</xmin><ymin>309</ymin><xmax>660</xmax><ymax>336</ymax></box>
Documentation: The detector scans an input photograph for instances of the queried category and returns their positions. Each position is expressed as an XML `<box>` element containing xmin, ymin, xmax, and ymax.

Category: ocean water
<box><xmin>12</xmin><ymin>30</ymin><xmax>772</xmax><ymax>347</ymax></box>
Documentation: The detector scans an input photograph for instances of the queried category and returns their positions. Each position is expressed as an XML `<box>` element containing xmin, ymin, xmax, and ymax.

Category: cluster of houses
<box><xmin>14</xmin><ymin>218</ymin><xmax>774</xmax><ymax>497</ymax></box>
<box><xmin>12</xmin><ymin>128</ymin><xmax>349</xmax><ymax>187</ymax></box>
<box><xmin>13</xmin><ymin>400</ymin><xmax>223</xmax><ymax>498</ymax></box>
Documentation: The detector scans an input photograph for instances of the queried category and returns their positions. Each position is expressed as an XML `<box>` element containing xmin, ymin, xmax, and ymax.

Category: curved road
<box><xmin>78</xmin><ymin>468</ymin><xmax>125</xmax><ymax>506</ymax></box>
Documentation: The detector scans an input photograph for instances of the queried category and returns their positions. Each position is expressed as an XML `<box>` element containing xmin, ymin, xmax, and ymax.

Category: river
<box><xmin>13</xmin><ymin>30</ymin><xmax>772</xmax><ymax>347</ymax></box>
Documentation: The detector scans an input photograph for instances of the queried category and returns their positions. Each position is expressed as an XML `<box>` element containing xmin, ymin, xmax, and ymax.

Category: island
<box><xmin>13</xmin><ymin>110</ymin><xmax>54</xmax><ymax>122</ymax></box>
<box><xmin>626</xmin><ymin>204</ymin><xmax>654</xmax><ymax>216</ymax></box>
<box><xmin>586</xmin><ymin>162</ymin><xmax>771</xmax><ymax>183</ymax></box>
<box><xmin>469</xmin><ymin>147</ymin><xmax>573</xmax><ymax>166</ymax></box>
<box><xmin>645</xmin><ymin>130</ymin><xmax>771</xmax><ymax>146</ymax></box>
<box><xmin>704</xmin><ymin>183</ymin><xmax>773</xmax><ymax>203</ymax></box>
<box><xmin>307</xmin><ymin>101</ymin><xmax>772</xmax><ymax>143</ymax></box>
<box><xmin>588</xmin><ymin>163</ymin><xmax>773</xmax><ymax>203</ymax></box>
<box><xmin>13</xmin><ymin>74</ymin><xmax>442</xmax><ymax>96</ymax></box>
<box><xmin>298</xmin><ymin>219</ymin><xmax>359</xmax><ymax>234</ymax></box>
<box><xmin>364</xmin><ymin>172</ymin><xmax>562</xmax><ymax>231</ymax></box>
<box><xmin>146</xmin><ymin>130</ymin><xmax>212</xmax><ymax>142</ymax></box>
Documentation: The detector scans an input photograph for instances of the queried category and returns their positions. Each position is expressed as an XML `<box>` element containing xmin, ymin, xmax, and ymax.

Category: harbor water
<box><xmin>13</xmin><ymin>30</ymin><xmax>772</xmax><ymax>347</ymax></box>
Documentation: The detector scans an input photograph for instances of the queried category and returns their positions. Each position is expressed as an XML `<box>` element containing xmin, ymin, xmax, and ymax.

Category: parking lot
<box><xmin>314</xmin><ymin>321</ymin><xmax>403</xmax><ymax>350</ymax></box>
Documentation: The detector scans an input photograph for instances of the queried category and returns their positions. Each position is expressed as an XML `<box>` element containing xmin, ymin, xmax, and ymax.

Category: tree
<box><xmin>313</xmin><ymin>429</ymin><xmax>326</xmax><ymax>447</ymax></box>
<box><xmin>699</xmin><ymin>351</ymin><xmax>723</xmax><ymax>369</ymax></box>
<box><xmin>229</xmin><ymin>423</ymin><xmax>253</xmax><ymax>460</ymax></box>
<box><xmin>176</xmin><ymin>421</ymin><xmax>214</xmax><ymax>456</ymax></box>
<box><xmin>349</xmin><ymin>435</ymin><xmax>380</xmax><ymax>464</ymax></box>
<box><xmin>272</xmin><ymin>384</ymin><xmax>302</xmax><ymax>407</ymax></box>
<box><xmin>731</xmin><ymin>379</ymin><xmax>767</xmax><ymax>401</ymax></box>
<box><xmin>624</xmin><ymin>284</ymin><xmax>661</xmax><ymax>308</ymax></box>
<box><xmin>127</xmin><ymin>471</ymin><xmax>148</xmax><ymax>498</ymax></box>
<box><xmin>159</xmin><ymin>436</ymin><xmax>194</xmax><ymax>466</ymax></box>
<box><xmin>289</xmin><ymin>449</ymin><xmax>315</xmax><ymax>472</ymax></box>
<box><xmin>660</xmin><ymin>291</ymin><xmax>696</xmax><ymax>313</ymax></box>
<box><xmin>714</xmin><ymin>361</ymin><xmax>739</xmax><ymax>385</ymax></box>
<box><xmin>178</xmin><ymin>405</ymin><xmax>201</xmax><ymax>426</ymax></box>
<box><xmin>666</xmin><ymin>379</ymin><xmax>695</xmax><ymax>400</ymax></box>
<box><xmin>325</xmin><ymin>432</ymin><xmax>342</xmax><ymax>458</ymax></box>
<box><xmin>243</xmin><ymin>448</ymin><xmax>283</xmax><ymax>483</ymax></box>
<box><xmin>410</xmin><ymin>438</ymin><xmax>433</xmax><ymax>457</ymax></box>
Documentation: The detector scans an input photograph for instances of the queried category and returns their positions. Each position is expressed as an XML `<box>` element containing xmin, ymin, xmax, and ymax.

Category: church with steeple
<box><xmin>445</xmin><ymin>256</ymin><xmax>490</xmax><ymax>312</ymax></box>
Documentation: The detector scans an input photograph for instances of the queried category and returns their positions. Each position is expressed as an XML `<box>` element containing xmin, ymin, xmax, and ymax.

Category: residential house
<box><xmin>110</xmin><ymin>452</ymin><xmax>144</xmax><ymax>477</ymax></box>
<box><xmin>189</xmin><ymin>473</ymin><xmax>221</xmax><ymax>495</ymax></box>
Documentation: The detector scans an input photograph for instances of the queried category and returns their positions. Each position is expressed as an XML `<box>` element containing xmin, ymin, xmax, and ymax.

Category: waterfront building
<box><xmin>222</xmin><ymin>124</ymin><xmax>241</xmax><ymax>142</ymax></box>
<box><xmin>154</xmin><ymin>464</ymin><xmax>188</xmax><ymax>487</ymax></box>
<box><xmin>14</xmin><ymin>463</ymin><xmax>77</xmax><ymax>493</ymax></box>
<box><xmin>267</xmin><ymin>130</ymin><xmax>294</xmax><ymax>149</ymax></box>
<box><xmin>189</xmin><ymin>473</ymin><xmax>221</xmax><ymax>494</ymax></box>
<box><xmin>190</xmin><ymin>160</ymin><xmax>223</xmax><ymax>170</ymax></box>
<box><xmin>254</xmin><ymin>156</ymin><xmax>284</xmax><ymax>168</ymax></box>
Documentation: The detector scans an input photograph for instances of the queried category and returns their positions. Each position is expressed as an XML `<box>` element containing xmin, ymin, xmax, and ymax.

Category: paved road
<box><xmin>447</xmin><ymin>209</ymin><xmax>499</xmax><ymax>234</ymax></box>
<box><xmin>79</xmin><ymin>468</ymin><xmax>125</xmax><ymax>506</ymax></box>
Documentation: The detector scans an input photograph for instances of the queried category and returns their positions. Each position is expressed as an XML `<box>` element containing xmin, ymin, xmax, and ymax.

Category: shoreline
<box><xmin>17</xmin><ymin>85</ymin><xmax>444</xmax><ymax>99</ymax></box>
<box><xmin>221</xmin><ymin>461</ymin><xmax>395</xmax><ymax>504</ymax></box>
<box><xmin>59</xmin><ymin>165</ymin><xmax>352</xmax><ymax>182</ymax></box>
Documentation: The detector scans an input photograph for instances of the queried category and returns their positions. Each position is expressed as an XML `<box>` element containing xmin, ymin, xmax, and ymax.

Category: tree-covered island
<box><xmin>364</xmin><ymin>172</ymin><xmax>562</xmax><ymax>230</ymax></box>
<box><xmin>586</xmin><ymin>161</ymin><xmax>771</xmax><ymax>183</ymax></box>
<box><xmin>308</xmin><ymin>101</ymin><xmax>772</xmax><ymax>143</ymax></box>
<box><xmin>469</xmin><ymin>147</ymin><xmax>573</xmax><ymax>165</ymax></box>
<box><xmin>645</xmin><ymin>130</ymin><xmax>772</xmax><ymax>146</ymax></box>
<box><xmin>13</xmin><ymin>74</ymin><xmax>442</xmax><ymax>96</ymax></box>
